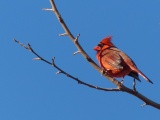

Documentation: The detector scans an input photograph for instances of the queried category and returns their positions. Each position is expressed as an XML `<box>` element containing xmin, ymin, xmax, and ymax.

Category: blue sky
<box><xmin>1</xmin><ymin>0</ymin><xmax>160</xmax><ymax>119</ymax></box>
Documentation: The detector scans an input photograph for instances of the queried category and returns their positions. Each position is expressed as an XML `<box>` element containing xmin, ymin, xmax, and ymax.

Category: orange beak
<box><xmin>93</xmin><ymin>46</ymin><xmax>101</xmax><ymax>51</ymax></box>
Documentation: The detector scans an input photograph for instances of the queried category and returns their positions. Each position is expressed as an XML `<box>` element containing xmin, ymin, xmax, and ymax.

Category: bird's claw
<box><xmin>120</xmin><ymin>77</ymin><xmax>125</xmax><ymax>84</ymax></box>
<box><xmin>133</xmin><ymin>79</ymin><xmax>137</xmax><ymax>92</ymax></box>
<box><xmin>120</xmin><ymin>79</ymin><xmax>124</xmax><ymax>84</ymax></box>
<box><xmin>101</xmin><ymin>69</ymin><xmax>107</xmax><ymax>76</ymax></box>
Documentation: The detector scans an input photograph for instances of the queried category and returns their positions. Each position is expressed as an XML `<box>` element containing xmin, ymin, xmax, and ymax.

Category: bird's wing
<box><xmin>100</xmin><ymin>48</ymin><xmax>123</xmax><ymax>70</ymax></box>
<box><xmin>112</xmin><ymin>47</ymin><xmax>153</xmax><ymax>84</ymax></box>
<box><xmin>111</xmin><ymin>47</ymin><xmax>137</xmax><ymax>68</ymax></box>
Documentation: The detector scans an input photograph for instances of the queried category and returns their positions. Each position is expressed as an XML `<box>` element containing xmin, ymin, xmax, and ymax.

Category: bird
<box><xmin>93</xmin><ymin>36</ymin><xmax>153</xmax><ymax>84</ymax></box>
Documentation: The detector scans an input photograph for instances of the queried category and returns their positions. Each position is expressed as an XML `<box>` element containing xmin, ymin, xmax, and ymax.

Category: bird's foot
<box><xmin>120</xmin><ymin>80</ymin><xmax>124</xmax><ymax>84</ymax></box>
<box><xmin>101</xmin><ymin>69</ymin><xmax>107</xmax><ymax>76</ymax></box>
<box><xmin>120</xmin><ymin>78</ymin><xmax>124</xmax><ymax>84</ymax></box>
<box><xmin>133</xmin><ymin>79</ymin><xmax>137</xmax><ymax>91</ymax></box>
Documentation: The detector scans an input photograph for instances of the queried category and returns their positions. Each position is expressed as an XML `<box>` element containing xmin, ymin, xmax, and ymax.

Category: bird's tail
<box><xmin>133</xmin><ymin>68</ymin><xmax>153</xmax><ymax>84</ymax></box>
<box><xmin>128</xmin><ymin>72</ymin><xmax>141</xmax><ymax>82</ymax></box>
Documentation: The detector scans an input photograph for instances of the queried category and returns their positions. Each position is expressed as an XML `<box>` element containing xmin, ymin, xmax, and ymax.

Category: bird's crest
<box><xmin>100</xmin><ymin>36</ymin><xmax>114</xmax><ymax>46</ymax></box>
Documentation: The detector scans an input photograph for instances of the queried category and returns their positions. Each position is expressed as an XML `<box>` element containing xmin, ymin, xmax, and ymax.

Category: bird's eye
<box><xmin>98</xmin><ymin>43</ymin><xmax>104</xmax><ymax>48</ymax></box>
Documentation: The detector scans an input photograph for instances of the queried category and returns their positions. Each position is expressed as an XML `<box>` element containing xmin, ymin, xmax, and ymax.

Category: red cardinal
<box><xmin>94</xmin><ymin>36</ymin><xmax>153</xmax><ymax>84</ymax></box>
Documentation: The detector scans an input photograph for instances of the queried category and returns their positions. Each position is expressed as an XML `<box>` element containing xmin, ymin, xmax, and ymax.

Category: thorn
<box><xmin>56</xmin><ymin>71</ymin><xmax>62</xmax><ymax>74</ymax></box>
<box><xmin>42</xmin><ymin>8</ymin><xmax>53</xmax><ymax>11</ymax></box>
<box><xmin>59</xmin><ymin>33</ymin><xmax>67</xmax><ymax>36</ymax></box>
<box><xmin>33</xmin><ymin>58</ymin><xmax>41</xmax><ymax>60</ymax></box>
<box><xmin>141</xmin><ymin>103</ymin><xmax>147</xmax><ymax>107</ymax></box>
<box><xmin>73</xmin><ymin>51</ymin><xmax>80</xmax><ymax>55</ymax></box>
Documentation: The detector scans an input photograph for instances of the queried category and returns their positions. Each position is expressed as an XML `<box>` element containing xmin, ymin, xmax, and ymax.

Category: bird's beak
<box><xmin>93</xmin><ymin>46</ymin><xmax>101</xmax><ymax>51</ymax></box>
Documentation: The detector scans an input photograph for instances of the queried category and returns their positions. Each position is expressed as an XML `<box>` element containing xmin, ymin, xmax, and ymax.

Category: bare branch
<box><xmin>13</xmin><ymin>38</ymin><xmax>29</xmax><ymax>50</ymax></box>
<box><xmin>48</xmin><ymin>0</ymin><xmax>120</xmax><ymax>86</ymax></box>
<box><xmin>47</xmin><ymin>0</ymin><xmax>160</xmax><ymax>109</ymax></box>
<box><xmin>13</xmin><ymin>0</ymin><xmax>160</xmax><ymax>110</ymax></box>
<box><xmin>14</xmin><ymin>39</ymin><xmax>120</xmax><ymax>92</ymax></box>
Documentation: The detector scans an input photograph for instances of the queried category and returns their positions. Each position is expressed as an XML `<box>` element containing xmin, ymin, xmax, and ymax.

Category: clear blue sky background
<box><xmin>1</xmin><ymin>0</ymin><xmax>160</xmax><ymax>119</ymax></box>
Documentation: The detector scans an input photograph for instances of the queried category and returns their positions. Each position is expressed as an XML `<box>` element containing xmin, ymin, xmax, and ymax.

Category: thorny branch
<box><xmin>14</xmin><ymin>0</ymin><xmax>160</xmax><ymax>109</ymax></box>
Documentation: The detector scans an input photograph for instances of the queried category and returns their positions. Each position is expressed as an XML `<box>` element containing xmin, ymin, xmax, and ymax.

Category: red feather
<box><xmin>94</xmin><ymin>36</ymin><xmax>153</xmax><ymax>84</ymax></box>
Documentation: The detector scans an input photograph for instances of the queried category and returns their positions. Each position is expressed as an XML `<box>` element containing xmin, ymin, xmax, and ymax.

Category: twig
<box><xmin>141</xmin><ymin>103</ymin><xmax>147</xmax><ymax>107</ymax></box>
<box><xmin>14</xmin><ymin>39</ymin><xmax>120</xmax><ymax>92</ymax></box>
<box><xmin>73</xmin><ymin>51</ymin><xmax>81</xmax><ymax>55</ymax></box>
<box><xmin>48</xmin><ymin>0</ymin><xmax>120</xmax><ymax>86</ymax></box>
<box><xmin>59</xmin><ymin>33</ymin><xmax>67</xmax><ymax>36</ymax></box>
<box><xmin>46</xmin><ymin>0</ymin><xmax>160</xmax><ymax>109</ymax></box>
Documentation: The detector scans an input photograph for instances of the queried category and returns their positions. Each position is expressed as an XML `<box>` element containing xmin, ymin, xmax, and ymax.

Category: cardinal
<box><xmin>94</xmin><ymin>36</ymin><xmax>153</xmax><ymax>84</ymax></box>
